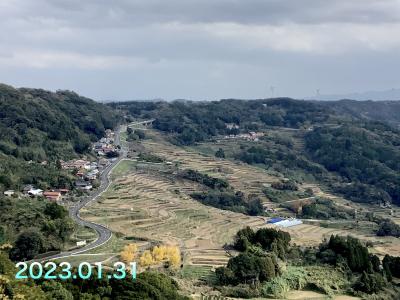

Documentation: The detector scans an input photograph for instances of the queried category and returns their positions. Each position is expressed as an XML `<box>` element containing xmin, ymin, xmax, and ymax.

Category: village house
<box><xmin>23</xmin><ymin>184</ymin><xmax>34</xmax><ymax>194</ymax></box>
<box><xmin>96</xmin><ymin>150</ymin><xmax>105</xmax><ymax>156</ymax></box>
<box><xmin>57</xmin><ymin>188</ymin><xmax>69</xmax><ymax>195</ymax></box>
<box><xmin>248</xmin><ymin>131</ymin><xmax>264</xmax><ymax>141</ymax></box>
<box><xmin>85</xmin><ymin>171</ymin><xmax>98</xmax><ymax>181</ymax></box>
<box><xmin>76</xmin><ymin>168</ymin><xmax>86</xmax><ymax>178</ymax></box>
<box><xmin>105</xmin><ymin>129</ymin><xmax>114</xmax><ymax>138</ymax></box>
<box><xmin>61</xmin><ymin>159</ymin><xmax>91</xmax><ymax>170</ymax></box>
<box><xmin>223</xmin><ymin>131</ymin><xmax>264</xmax><ymax>141</ymax></box>
<box><xmin>3</xmin><ymin>190</ymin><xmax>15</xmax><ymax>197</ymax></box>
<box><xmin>99</xmin><ymin>158</ymin><xmax>109</xmax><ymax>167</ymax></box>
<box><xmin>93</xmin><ymin>131</ymin><xmax>117</xmax><ymax>156</ymax></box>
<box><xmin>225</xmin><ymin>123</ymin><xmax>239</xmax><ymax>130</ymax></box>
<box><xmin>89</xmin><ymin>168</ymin><xmax>99</xmax><ymax>175</ymax></box>
<box><xmin>75</xmin><ymin>180</ymin><xmax>93</xmax><ymax>190</ymax></box>
<box><xmin>28</xmin><ymin>188</ymin><xmax>43</xmax><ymax>197</ymax></box>
<box><xmin>43</xmin><ymin>191</ymin><xmax>62</xmax><ymax>201</ymax></box>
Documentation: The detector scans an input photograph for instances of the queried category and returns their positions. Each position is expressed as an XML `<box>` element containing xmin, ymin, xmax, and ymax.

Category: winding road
<box><xmin>40</xmin><ymin>121</ymin><xmax>153</xmax><ymax>262</ymax></box>
<box><xmin>40</xmin><ymin>125</ymin><xmax>127</xmax><ymax>261</ymax></box>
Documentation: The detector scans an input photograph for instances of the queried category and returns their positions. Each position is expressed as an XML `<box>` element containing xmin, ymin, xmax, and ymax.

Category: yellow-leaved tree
<box><xmin>139</xmin><ymin>250</ymin><xmax>154</xmax><ymax>268</ymax></box>
<box><xmin>120</xmin><ymin>243</ymin><xmax>138</xmax><ymax>263</ymax></box>
<box><xmin>165</xmin><ymin>246</ymin><xmax>181</xmax><ymax>268</ymax></box>
<box><xmin>152</xmin><ymin>245</ymin><xmax>167</xmax><ymax>263</ymax></box>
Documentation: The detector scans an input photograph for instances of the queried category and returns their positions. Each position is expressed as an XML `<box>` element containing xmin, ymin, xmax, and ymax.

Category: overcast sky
<box><xmin>1</xmin><ymin>0</ymin><xmax>400</xmax><ymax>101</ymax></box>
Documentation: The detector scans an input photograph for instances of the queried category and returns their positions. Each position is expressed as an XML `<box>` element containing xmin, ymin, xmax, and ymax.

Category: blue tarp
<box><xmin>267</xmin><ymin>217</ymin><xmax>284</xmax><ymax>224</ymax></box>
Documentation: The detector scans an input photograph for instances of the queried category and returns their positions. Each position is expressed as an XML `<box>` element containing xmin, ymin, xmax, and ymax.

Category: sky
<box><xmin>1</xmin><ymin>0</ymin><xmax>400</xmax><ymax>101</ymax></box>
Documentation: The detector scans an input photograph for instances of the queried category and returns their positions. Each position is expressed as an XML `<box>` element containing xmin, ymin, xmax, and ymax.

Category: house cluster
<box><xmin>3</xmin><ymin>185</ymin><xmax>69</xmax><ymax>202</ymax></box>
<box><xmin>2</xmin><ymin>131</ymin><xmax>115</xmax><ymax>202</ymax></box>
<box><xmin>223</xmin><ymin>131</ymin><xmax>265</xmax><ymax>142</ymax></box>
<box><xmin>92</xmin><ymin>129</ymin><xmax>117</xmax><ymax>156</ymax></box>
<box><xmin>60</xmin><ymin>159</ymin><xmax>100</xmax><ymax>190</ymax></box>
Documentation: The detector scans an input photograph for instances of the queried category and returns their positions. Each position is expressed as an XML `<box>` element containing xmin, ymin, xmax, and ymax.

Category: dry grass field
<box><xmin>80</xmin><ymin>128</ymin><xmax>400</xmax><ymax>273</ymax></box>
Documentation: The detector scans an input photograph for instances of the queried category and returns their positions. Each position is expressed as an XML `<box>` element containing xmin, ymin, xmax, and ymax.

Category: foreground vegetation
<box><xmin>0</xmin><ymin>249</ymin><xmax>188</xmax><ymax>300</ymax></box>
<box><xmin>0</xmin><ymin>196</ymin><xmax>73</xmax><ymax>261</ymax></box>
<box><xmin>214</xmin><ymin>227</ymin><xmax>400</xmax><ymax>299</ymax></box>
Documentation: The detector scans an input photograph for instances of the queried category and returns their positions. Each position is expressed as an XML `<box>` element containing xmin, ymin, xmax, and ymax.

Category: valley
<box><xmin>76</xmin><ymin>123</ymin><xmax>400</xmax><ymax>298</ymax></box>
<box><xmin>2</xmin><ymin>90</ymin><xmax>400</xmax><ymax>299</ymax></box>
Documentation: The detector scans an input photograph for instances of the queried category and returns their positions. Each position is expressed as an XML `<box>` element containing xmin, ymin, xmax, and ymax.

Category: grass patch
<box><xmin>86</xmin><ymin>234</ymin><xmax>128</xmax><ymax>255</ymax></box>
<box><xmin>180</xmin><ymin>265</ymin><xmax>216</xmax><ymax>283</ymax></box>
<box><xmin>53</xmin><ymin>253</ymin><xmax>117</xmax><ymax>267</ymax></box>
<box><xmin>111</xmin><ymin>159</ymin><xmax>137</xmax><ymax>178</ymax></box>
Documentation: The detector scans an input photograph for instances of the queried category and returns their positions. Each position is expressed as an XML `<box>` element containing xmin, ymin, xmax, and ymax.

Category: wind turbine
<box><xmin>270</xmin><ymin>86</ymin><xmax>275</xmax><ymax>98</ymax></box>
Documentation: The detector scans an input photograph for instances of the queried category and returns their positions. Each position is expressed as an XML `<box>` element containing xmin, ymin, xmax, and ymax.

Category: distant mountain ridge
<box><xmin>322</xmin><ymin>99</ymin><xmax>400</xmax><ymax>128</ymax></box>
<box><xmin>308</xmin><ymin>88</ymin><xmax>400</xmax><ymax>101</ymax></box>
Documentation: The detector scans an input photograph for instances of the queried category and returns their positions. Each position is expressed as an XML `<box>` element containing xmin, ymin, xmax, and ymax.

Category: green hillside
<box><xmin>0</xmin><ymin>84</ymin><xmax>119</xmax><ymax>190</ymax></box>
<box><xmin>113</xmin><ymin>98</ymin><xmax>400</xmax><ymax>206</ymax></box>
<box><xmin>324</xmin><ymin>99</ymin><xmax>400</xmax><ymax>128</ymax></box>
<box><xmin>111</xmin><ymin>98</ymin><xmax>332</xmax><ymax>145</ymax></box>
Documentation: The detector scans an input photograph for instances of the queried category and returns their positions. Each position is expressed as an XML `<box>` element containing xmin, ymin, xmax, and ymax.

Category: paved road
<box><xmin>40</xmin><ymin>126</ymin><xmax>127</xmax><ymax>261</ymax></box>
<box><xmin>39</xmin><ymin>120</ymin><xmax>154</xmax><ymax>262</ymax></box>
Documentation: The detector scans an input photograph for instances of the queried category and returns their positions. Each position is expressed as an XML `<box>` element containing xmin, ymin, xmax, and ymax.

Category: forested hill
<box><xmin>322</xmin><ymin>100</ymin><xmax>400</xmax><ymax>128</ymax></box>
<box><xmin>0</xmin><ymin>83</ymin><xmax>119</xmax><ymax>190</ymax></box>
<box><xmin>110</xmin><ymin>98</ymin><xmax>333</xmax><ymax>145</ymax></box>
<box><xmin>0</xmin><ymin>83</ymin><xmax>119</xmax><ymax>160</ymax></box>
<box><xmin>112</xmin><ymin>98</ymin><xmax>400</xmax><ymax>206</ymax></box>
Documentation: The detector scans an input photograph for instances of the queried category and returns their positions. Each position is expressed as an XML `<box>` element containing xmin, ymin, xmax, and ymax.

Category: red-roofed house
<box><xmin>57</xmin><ymin>189</ymin><xmax>69</xmax><ymax>195</ymax></box>
<box><xmin>43</xmin><ymin>191</ymin><xmax>62</xmax><ymax>201</ymax></box>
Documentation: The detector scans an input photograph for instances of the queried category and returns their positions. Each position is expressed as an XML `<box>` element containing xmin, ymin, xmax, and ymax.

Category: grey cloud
<box><xmin>3</xmin><ymin>0</ymin><xmax>400</xmax><ymax>28</ymax></box>
<box><xmin>0</xmin><ymin>0</ymin><xmax>400</xmax><ymax>100</ymax></box>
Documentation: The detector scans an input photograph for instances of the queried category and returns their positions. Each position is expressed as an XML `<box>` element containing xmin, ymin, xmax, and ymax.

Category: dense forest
<box><xmin>305</xmin><ymin>124</ymin><xmax>400</xmax><ymax>205</ymax></box>
<box><xmin>0</xmin><ymin>84</ymin><xmax>120</xmax><ymax>190</ymax></box>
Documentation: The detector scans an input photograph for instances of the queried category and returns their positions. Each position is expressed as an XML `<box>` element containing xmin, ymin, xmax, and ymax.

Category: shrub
<box><xmin>353</xmin><ymin>272</ymin><xmax>386</xmax><ymax>294</ymax></box>
<box><xmin>262</xmin><ymin>266</ymin><xmax>347</xmax><ymax>298</ymax></box>
<box><xmin>10</xmin><ymin>231</ymin><xmax>44</xmax><ymax>261</ymax></box>
<box><xmin>377</xmin><ymin>220</ymin><xmax>400</xmax><ymax>237</ymax></box>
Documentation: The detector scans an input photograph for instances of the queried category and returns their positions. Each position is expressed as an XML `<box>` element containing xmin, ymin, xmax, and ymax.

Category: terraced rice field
<box><xmin>81</xmin><ymin>168</ymin><xmax>269</xmax><ymax>267</ymax></box>
<box><xmin>141</xmin><ymin>132</ymin><xmax>279</xmax><ymax>200</ymax></box>
<box><xmin>81</xmin><ymin>129</ymin><xmax>400</xmax><ymax>269</ymax></box>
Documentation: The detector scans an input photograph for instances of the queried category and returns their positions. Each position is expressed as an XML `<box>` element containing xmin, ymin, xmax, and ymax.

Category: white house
<box><xmin>75</xmin><ymin>180</ymin><xmax>93</xmax><ymax>190</ymax></box>
<box><xmin>4</xmin><ymin>190</ymin><xmax>15</xmax><ymax>197</ymax></box>
<box><xmin>28</xmin><ymin>189</ymin><xmax>43</xmax><ymax>197</ymax></box>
